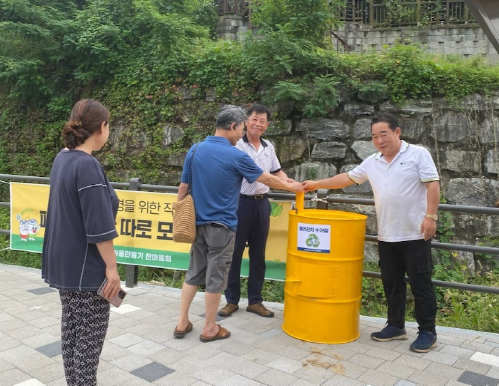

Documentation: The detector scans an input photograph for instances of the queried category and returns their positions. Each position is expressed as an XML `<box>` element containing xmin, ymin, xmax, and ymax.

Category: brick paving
<box><xmin>1</xmin><ymin>263</ymin><xmax>499</xmax><ymax>386</ymax></box>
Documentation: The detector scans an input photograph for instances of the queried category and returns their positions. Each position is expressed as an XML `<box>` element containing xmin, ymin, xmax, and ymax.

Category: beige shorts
<box><xmin>184</xmin><ymin>223</ymin><xmax>235</xmax><ymax>293</ymax></box>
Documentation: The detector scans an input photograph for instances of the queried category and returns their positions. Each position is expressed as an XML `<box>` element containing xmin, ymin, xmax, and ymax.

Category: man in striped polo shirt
<box><xmin>219</xmin><ymin>104</ymin><xmax>292</xmax><ymax>318</ymax></box>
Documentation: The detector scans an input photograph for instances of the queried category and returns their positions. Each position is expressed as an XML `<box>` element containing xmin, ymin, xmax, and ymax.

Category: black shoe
<box><xmin>371</xmin><ymin>324</ymin><xmax>408</xmax><ymax>342</ymax></box>
<box><xmin>410</xmin><ymin>330</ymin><xmax>437</xmax><ymax>353</ymax></box>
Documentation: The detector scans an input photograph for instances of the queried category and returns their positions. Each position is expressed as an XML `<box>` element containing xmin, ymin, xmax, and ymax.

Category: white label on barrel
<box><xmin>297</xmin><ymin>223</ymin><xmax>331</xmax><ymax>253</ymax></box>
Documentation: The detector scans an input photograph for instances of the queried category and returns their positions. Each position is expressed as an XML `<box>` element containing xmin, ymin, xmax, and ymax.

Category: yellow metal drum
<box><xmin>282</xmin><ymin>193</ymin><xmax>367</xmax><ymax>344</ymax></box>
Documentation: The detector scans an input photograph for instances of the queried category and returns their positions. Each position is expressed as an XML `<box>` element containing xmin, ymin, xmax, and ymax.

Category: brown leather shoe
<box><xmin>246</xmin><ymin>303</ymin><xmax>274</xmax><ymax>317</ymax></box>
<box><xmin>218</xmin><ymin>303</ymin><xmax>239</xmax><ymax>317</ymax></box>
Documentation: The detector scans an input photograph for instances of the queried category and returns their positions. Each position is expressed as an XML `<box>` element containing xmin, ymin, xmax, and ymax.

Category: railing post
<box><xmin>316</xmin><ymin>189</ymin><xmax>329</xmax><ymax>210</ymax></box>
<box><xmin>369</xmin><ymin>1</ymin><xmax>374</xmax><ymax>25</ymax></box>
<box><xmin>125</xmin><ymin>178</ymin><xmax>141</xmax><ymax>288</ymax></box>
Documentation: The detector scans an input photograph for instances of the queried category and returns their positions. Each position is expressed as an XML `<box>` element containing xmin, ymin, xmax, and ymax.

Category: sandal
<box><xmin>173</xmin><ymin>321</ymin><xmax>193</xmax><ymax>338</ymax></box>
<box><xmin>199</xmin><ymin>324</ymin><xmax>231</xmax><ymax>343</ymax></box>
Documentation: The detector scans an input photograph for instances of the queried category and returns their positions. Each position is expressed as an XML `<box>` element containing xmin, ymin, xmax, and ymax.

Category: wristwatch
<box><xmin>425</xmin><ymin>214</ymin><xmax>438</xmax><ymax>221</ymax></box>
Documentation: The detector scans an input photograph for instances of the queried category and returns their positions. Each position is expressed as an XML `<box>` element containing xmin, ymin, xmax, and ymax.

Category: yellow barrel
<box><xmin>282</xmin><ymin>193</ymin><xmax>367</xmax><ymax>344</ymax></box>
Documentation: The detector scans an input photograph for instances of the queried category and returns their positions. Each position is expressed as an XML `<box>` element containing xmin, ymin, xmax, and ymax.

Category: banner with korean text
<box><xmin>10</xmin><ymin>183</ymin><xmax>291</xmax><ymax>280</ymax></box>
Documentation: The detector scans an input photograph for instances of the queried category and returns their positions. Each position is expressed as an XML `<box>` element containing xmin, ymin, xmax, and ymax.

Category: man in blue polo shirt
<box><xmin>173</xmin><ymin>105</ymin><xmax>303</xmax><ymax>343</ymax></box>
<box><xmin>303</xmin><ymin>112</ymin><xmax>440</xmax><ymax>353</ymax></box>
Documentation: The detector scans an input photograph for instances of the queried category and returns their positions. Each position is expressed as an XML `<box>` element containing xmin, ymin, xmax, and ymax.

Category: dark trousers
<box><xmin>224</xmin><ymin>197</ymin><xmax>271</xmax><ymax>305</ymax></box>
<box><xmin>378</xmin><ymin>239</ymin><xmax>437</xmax><ymax>333</ymax></box>
<box><xmin>60</xmin><ymin>290</ymin><xmax>110</xmax><ymax>386</ymax></box>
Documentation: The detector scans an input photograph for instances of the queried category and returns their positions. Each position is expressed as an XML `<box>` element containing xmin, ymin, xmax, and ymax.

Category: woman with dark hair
<box><xmin>42</xmin><ymin>99</ymin><xmax>121</xmax><ymax>386</ymax></box>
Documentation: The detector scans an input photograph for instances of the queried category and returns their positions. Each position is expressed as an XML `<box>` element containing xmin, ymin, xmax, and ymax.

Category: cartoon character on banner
<box><xmin>28</xmin><ymin>219</ymin><xmax>39</xmax><ymax>241</ymax></box>
<box><xmin>19</xmin><ymin>219</ymin><xmax>29</xmax><ymax>242</ymax></box>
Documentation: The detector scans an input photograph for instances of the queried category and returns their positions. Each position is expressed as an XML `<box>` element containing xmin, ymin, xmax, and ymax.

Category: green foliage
<box><xmin>437</xmin><ymin>272</ymin><xmax>499</xmax><ymax>332</ymax></box>
<box><xmin>382</xmin><ymin>0</ymin><xmax>420</xmax><ymax>25</ymax></box>
<box><xmin>251</xmin><ymin>0</ymin><xmax>343</xmax><ymax>47</ymax></box>
<box><xmin>432</xmin><ymin>210</ymin><xmax>455</xmax><ymax>264</ymax></box>
<box><xmin>238</xmin><ymin>277</ymin><xmax>286</xmax><ymax>303</ymax></box>
<box><xmin>188</xmin><ymin>39</ymin><xmax>250</xmax><ymax>99</ymax></box>
<box><xmin>361</xmin><ymin>263</ymin><xmax>387</xmax><ymax>316</ymax></box>
<box><xmin>1</xmin><ymin>1</ymin><xmax>499</xmax><ymax>189</ymax></box>
<box><xmin>376</xmin><ymin>44</ymin><xmax>436</xmax><ymax>103</ymax></box>
<box><xmin>241</xmin><ymin>31</ymin><xmax>334</xmax><ymax>84</ymax></box>
<box><xmin>475</xmin><ymin>236</ymin><xmax>499</xmax><ymax>272</ymax></box>
<box><xmin>270</xmin><ymin>75</ymin><xmax>340</xmax><ymax>117</ymax></box>
<box><xmin>430</xmin><ymin>201</ymin><xmax>466</xmax><ymax>306</ymax></box>
<box><xmin>0</xmin><ymin>0</ymin><xmax>75</xmax><ymax>102</ymax></box>
<box><xmin>68</xmin><ymin>0</ymin><xmax>210</xmax><ymax>85</ymax></box>
<box><xmin>0</xmin><ymin>0</ymin><xmax>213</xmax><ymax>105</ymax></box>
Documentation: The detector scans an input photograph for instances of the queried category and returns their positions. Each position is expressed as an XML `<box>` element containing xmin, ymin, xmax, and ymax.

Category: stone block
<box><xmin>343</xmin><ymin>103</ymin><xmax>374</xmax><ymax>116</ymax></box>
<box><xmin>452</xmin><ymin>213</ymin><xmax>486</xmax><ymax>239</ymax></box>
<box><xmin>358</xmin><ymin>369</ymin><xmax>399</xmax><ymax>386</ymax></box>
<box><xmin>408</xmin><ymin>369</ymin><xmax>448</xmax><ymax>386</ymax></box>
<box><xmin>229</xmin><ymin>20</ymin><xmax>243</xmax><ymax>27</ymax></box>
<box><xmin>293</xmin><ymin>162</ymin><xmax>336</xmax><ymax>181</ymax></box>
<box><xmin>462</xmin><ymin>47</ymin><xmax>475</xmax><ymax>55</ymax></box>
<box><xmin>311</xmin><ymin>142</ymin><xmax>347</xmax><ymax>160</ymax></box>
<box><xmin>422</xmin><ymin>351</ymin><xmax>458</xmax><ymax>367</ymax></box>
<box><xmin>353</xmin><ymin>118</ymin><xmax>372</xmax><ymax>139</ymax></box>
<box><xmin>364</xmin><ymin>242</ymin><xmax>379</xmax><ymax>263</ymax></box>
<box><xmin>277</xmin><ymin>136</ymin><xmax>308</xmax><ymax>163</ymax></box>
<box><xmin>457</xmin><ymin>370</ymin><xmax>499</xmax><ymax>386</ymax></box>
<box><xmin>444</xmin><ymin>178</ymin><xmax>499</xmax><ymax>207</ymax></box>
<box><xmin>479</xmin><ymin>117</ymin><xmax>499</xmax><ymax>144</ymax></box>
<box><xmin>427</xmin><ymin>42</ymin><xmax>441</xmax><ymax>51</ymax></box>
<box><xmin>486</xmin><ymin>150</ymin><xmax>499</xmax><ymax>175</ymax></box>
<box><xmin>442</xmin><ymin>150</ymin><xmax>481</xmax><ymax>174</ymax></box>
<box><xmin>433</xmin><ymin>111</ymin><xmax>473</xmax><ymax>142</ymax></box>
<box><xmin>351</xmin><ymin>141</ymin><xmax>377</xmax><ymax>161</ymax></box>
<box><xmin>379</xmin><ymin>101</ymin><xmax>432</xmax><ymax>117</ymax></box>
<box><xmin>266</xmin><ymin>120</ymin><xmax>292</xmax><ymax>136</ymax></box>
<box><xmin>297</xmin><ymin>118</ymin><xmax>349</xmax><ymax>140</ymax></box>
<box><xmin>368</xmin><ymin>38</ymin><xmax>382</xmax><ymax>46</ymax></box>
<box><xmin>163</xmin><ymin>125</ymin><xmax>184</xmax><ymax>146</ymax></box>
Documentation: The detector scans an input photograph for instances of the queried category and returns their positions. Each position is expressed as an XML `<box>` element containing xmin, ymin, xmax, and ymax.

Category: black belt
<box><xmin>240</xmin><ymin>193</ymin><xmax>268</xmax><ymax>200</ymax></box>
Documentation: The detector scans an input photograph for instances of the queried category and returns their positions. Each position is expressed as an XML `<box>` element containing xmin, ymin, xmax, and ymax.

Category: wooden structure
<box><xmin>341</xmin><ymin>0</ymin><xmax>473</xmax><ymax>26</ymax></box>
<box><xmin>216</xmin><ymin>1</ymin><xmax>474</xmax><ymax>27</ymax></box>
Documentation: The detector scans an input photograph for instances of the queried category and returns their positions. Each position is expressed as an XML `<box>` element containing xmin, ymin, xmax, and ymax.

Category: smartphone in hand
<box><xmin>97</xmin><ymin>278</ymin><xmax>127</xmax><ymax>308</ymax></box>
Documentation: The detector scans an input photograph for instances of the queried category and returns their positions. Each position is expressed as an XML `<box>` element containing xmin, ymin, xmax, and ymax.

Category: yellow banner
<box><xmin>10</xmin><ymin>183</ymin><xmax>291</xmax><ymax>279</ymax></box>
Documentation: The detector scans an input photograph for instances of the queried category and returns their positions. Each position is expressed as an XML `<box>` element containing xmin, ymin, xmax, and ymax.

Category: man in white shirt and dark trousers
<box><xmin>303</xmin><ymin>112</ymin><xmax>440</xmax><ymax>353</ymax></box>
<box><xmin>219</xmin><ymin>104</ymin><xmax>291</xmax><ymax>318</ymax></box>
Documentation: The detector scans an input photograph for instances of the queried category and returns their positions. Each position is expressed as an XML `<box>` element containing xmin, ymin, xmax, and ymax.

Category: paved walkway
<box><xmin>2</xmin><ymin>263</ymin><xmax>499</xmax><ymax>386</ymax></box>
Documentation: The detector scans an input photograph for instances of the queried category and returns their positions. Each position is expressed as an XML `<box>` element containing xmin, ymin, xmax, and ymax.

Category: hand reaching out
<box><xmin>302</xmin><ymin>180</ymin><xmax>319</xmax><ymax>192</ymax></box>
<box><xmin>288</xmin><ymin>181</ymin><xmax>305</xmax><ymax>193</ymax></box>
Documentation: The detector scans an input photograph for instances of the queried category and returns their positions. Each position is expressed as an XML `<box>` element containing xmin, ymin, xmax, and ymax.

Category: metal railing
<box><xmin>340</xmin><ymin>0</ymin><xmax>473</xmax><ymax>26</ymax></box>
<box><xmin>1</xmin><ymin>174</ymin><xmax>499</xmax><ymax>294</ymax></box>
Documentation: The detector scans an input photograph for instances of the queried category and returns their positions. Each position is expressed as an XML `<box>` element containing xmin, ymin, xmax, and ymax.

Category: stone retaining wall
<box><xmin>217</xmin><ymin>17</ymin><xmax>499</xmax><ymax>63</ymax></box>
<box><xmin>334</xmin><ymin>23</ymin><xmax>498</xmax><ymax>64</ymax></box>
<box><xmin>112</xmin><ymin>91</ymin><xmax>499</xmax><ymax>271</ymax></box>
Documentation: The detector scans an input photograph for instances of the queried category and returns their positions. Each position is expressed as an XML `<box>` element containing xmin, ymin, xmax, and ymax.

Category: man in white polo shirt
<box><xmin>303</xmin><ymin>112</ymin><xmax>440</xmax><ymax>353</ymax></box>
<box><xmin>218</xmin><ymin>104</ymin><xmax>292</xmax><ymax>318</ymax></box>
